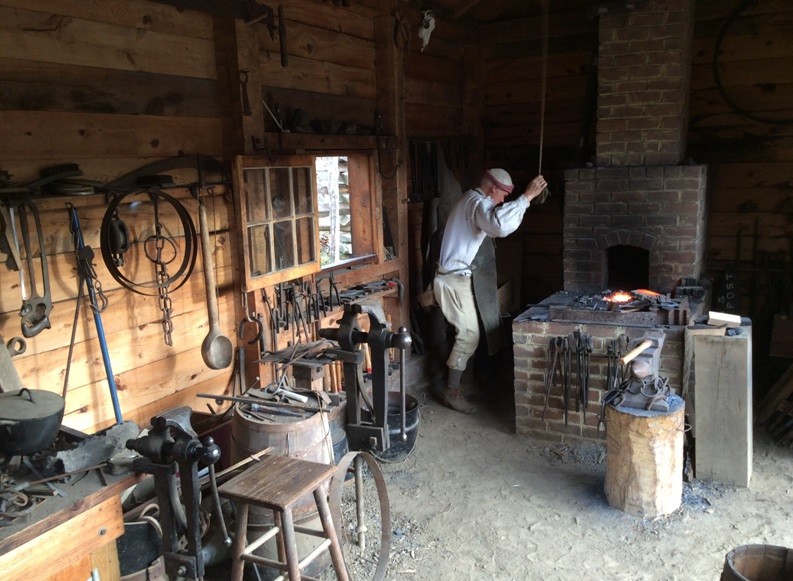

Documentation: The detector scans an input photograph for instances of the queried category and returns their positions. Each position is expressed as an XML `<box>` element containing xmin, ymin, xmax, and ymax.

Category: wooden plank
<box><xmin>405</xmin><ymin>77</ymin><xmax>463</xmax><ymax>108</ymax></box>
<box><xmin>8</xmin><ymin>291</ymin><xmax>235</xmax><ymax>392</ymax></box>
<box><xmin>0</xmin><ymin>0</ymin><xmax>214</xmax><ymax>39</ymax></box>
<box><xmin>693</xmin><ymin>326</ymin><xmax>753</xmax><ymax>487</ymax></box>
<box><xmin>259</xmin><ymin>18</ymin><xmax>374</xmax><ymax>71</ymax></box>
<box><xmin>485</xmin><ymin>50</ymin><xmax>593</xmax><ymax>83</ymax></box>
<box><xmin>485</xmin><ymin>97</ymin><xmax>588</xmax><ymax>125</ymax></box>
<box><xmin>691</xmin><ymin>57</ymin><xmax>793</xmax><ymax>91</ymax></box>
<box><xmin>480</xmin><ymin>11</ymin><xmax>596</xmax><ymax>44</ymax></box>
<box><xmin>260</xmin><ymin>52</ymin><xmax>377</xmax><ymax>99</ymax></box>
<box><xmin>0</xmin><ymin>57</ymin><xmax>219</xmax><ymax>117</ymax></box>
<box><xmin>695</xmin><ymin>0</ymin><xmax>792</xmax><ymax>20</ymax></box>
<box><xmin>484</xmin><ymin>75</ymin><xmax>589</xmax><ymax>107</ymax></box>
<box><xmin>0</xmin><ymin>5</ymin><xmax>216</xmax><ymax>79</ymax></box>
<box><xmin>262</xmin><ymin>87</ymin><xmax>377</xmax><ymax>132</ymax></box>
<box><xmin>405</xmin><ymin>51</ymin><xmax>462</xmax><ymax>85</ymax></box>
<box><xmin>0</xmin><ymin>495</ymin><xmax>123</xmax><ymax>581</ymax></box>
<box><xmin>693</xmin><ymin>14</ymin><xmax>793</xmax><ymax>64</ymax></box>
<box><xmin>0</xmin><ymin>157</ymin><xmax>226</xmax><ymax>186</ymax></box>
<box><xmin>348</xmin><ymin>155</ymin><xmax>374</xmax><ymax>257</ymax></box>
<box><xmin>0</xmin><ymin>110</ymin><xmax>222</xmax><ymax>159</ymax></box>
<box><xmin>405</xmin><ymin>102</ymin><xmax>463</xmax><ymax>138</ymax></box>
<box><xmin>297</xmin><ymin>0</ymin><xmax>376</xmax><ymax>39</ymax></box>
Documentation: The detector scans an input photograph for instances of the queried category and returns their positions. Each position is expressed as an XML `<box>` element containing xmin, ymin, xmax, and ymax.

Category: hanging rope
<box><xmin>534</xmin><ymin>0</ymin><xmax>551</xmax><ymax>205</ymax></box>
<box><xmin>538</xmin><ymin>0</ymin><xmax>549</xmax><ymax>175</ymax></box>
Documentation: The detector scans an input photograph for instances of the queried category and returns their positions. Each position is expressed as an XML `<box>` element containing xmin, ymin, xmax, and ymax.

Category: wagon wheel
<box><xmin>328</xmin><ymin>451</ymin><xmax>391</xmax><ymax>581</ymax></box>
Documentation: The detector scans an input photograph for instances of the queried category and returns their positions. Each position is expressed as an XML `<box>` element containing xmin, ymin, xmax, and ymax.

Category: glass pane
<box><xmin>270</xmin><ymin>168</ymin><xmax>292</xmax><ymax>219</ymax></box>
<box><xmin>295</xmin><ymin>217</ymin><xmax>315</xmax><ymax>265</ymax></box>
<box><xmin>272</xmin><ymin>220</ymin><xmax>295</xmax><ymax>270</ymax></box>
<box><xmin>248</xmin><ymin>224</ymin><xmax>271</xmax><ymax>276</ymax></box>
<box><xmin>244</xmin><ymin>168</ymin><xmax>268</xmax><ymax>223</ymax></box>
<box><xmin>293</xmin><ymin>167</ymin><xmax>313</xmax><ymax>214</ymax></box>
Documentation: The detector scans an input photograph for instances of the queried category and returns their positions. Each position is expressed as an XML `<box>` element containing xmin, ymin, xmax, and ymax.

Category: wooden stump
<box><xmin>604</xmin><ymin>397</ymin><xmax>685</xmax><ymax>518</ymax></box>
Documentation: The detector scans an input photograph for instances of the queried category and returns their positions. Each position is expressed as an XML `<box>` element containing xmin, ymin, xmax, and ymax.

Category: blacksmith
<box><xmin>433</xmin><ymin>169</ymin><xmax>547</xmax><ymax>413</ymax></box>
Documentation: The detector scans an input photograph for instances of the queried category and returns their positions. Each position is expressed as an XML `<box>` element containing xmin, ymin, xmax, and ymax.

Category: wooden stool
<box><xmin>218</xmin><ymin>454</ymin><xmax>349</xmax><ymax>581</ymax></box>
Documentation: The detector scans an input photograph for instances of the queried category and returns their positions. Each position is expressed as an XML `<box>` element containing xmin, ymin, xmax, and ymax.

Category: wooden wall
<box><xmin>0</xmin><ymin>0</ymin><xmax>416</xmax><ymax>434</ymax></box>
<box><xmin>0</xmin><ymin>1</ymin><xmax>237</xmax><ymax>433</ymax></box>
<box><xmin>688</xmin><ymin>0</ymin><xmax>793</xmax><ymax>354</ymax></box>
<box><xmin>479</xmin><ymin>8</ymin><xmax>597</xmax><ymax>303</ymax></box>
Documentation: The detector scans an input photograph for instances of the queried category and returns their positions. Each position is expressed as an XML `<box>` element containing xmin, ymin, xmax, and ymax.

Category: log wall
<box><xmin>689</xmin><ymin>0</ymin><xmax>793</xmax><ymax>350</ymax></box>
<box><xmin>0</xmin><ymin>0</ymin><xmax>414</xmax><ymax>434</ymax></box>
<box><xmin>0</xmin><ymin>1</ymin><xmax>233</xmax><ymax>433</ymax></box>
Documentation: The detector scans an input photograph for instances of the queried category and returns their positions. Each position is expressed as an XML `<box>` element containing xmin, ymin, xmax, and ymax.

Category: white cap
<box><xmin>485</xmin><ymin>168</ymin><xmax>514</xmax><ymax>193</ymax></box>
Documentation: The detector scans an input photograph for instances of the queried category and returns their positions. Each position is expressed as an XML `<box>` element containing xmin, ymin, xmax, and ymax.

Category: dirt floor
<box><xmin>331</xmin><ymin>383</ymin><xmax>793</xmax><ymax>581</ymax></box>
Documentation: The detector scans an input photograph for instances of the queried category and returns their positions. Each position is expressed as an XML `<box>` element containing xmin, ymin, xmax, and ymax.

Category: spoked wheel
<box><xmin>328</xmin><ymin>451</ymin><xmax>391</xmax><ymax>581</ymax></box>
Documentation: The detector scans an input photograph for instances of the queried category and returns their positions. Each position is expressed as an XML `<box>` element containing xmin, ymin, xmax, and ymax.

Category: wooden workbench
<box><xmin>0</xmin><ymin>469</ymin><xmax>141</xmax><ymax>581</ymax></box>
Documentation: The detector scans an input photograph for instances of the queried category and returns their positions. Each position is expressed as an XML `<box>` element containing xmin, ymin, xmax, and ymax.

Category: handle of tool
<box><xmin>619</xmin><ymin>340</ymin><xmax>653</xmax><ymax>365</ymax></box>
<box><xmin>70</xmin><ymin>207</ymin><xmax>123</xmax><ymax>424</ymax></box>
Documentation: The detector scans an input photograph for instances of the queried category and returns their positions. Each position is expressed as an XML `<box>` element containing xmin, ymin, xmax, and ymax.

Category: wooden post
<box><xmin>604</xmin><ymin>398</ymin><xmax>685</xmax><ymax>517</ymax></box>
<box><xmin>694</xmin><ymin>326</ymin><xmax>753</xmax><ymax>486</ymax></box>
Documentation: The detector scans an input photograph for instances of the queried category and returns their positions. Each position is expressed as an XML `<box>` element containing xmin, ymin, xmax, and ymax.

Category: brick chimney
<box><xmin>596</xmin><ymin>0</ymin><xmax>695</xmax><ymax>166</ymax></box>
<box><xmin>562</xmin><ymin>0</ymin><xmax>706</xmax><ymax>295</ymax></box>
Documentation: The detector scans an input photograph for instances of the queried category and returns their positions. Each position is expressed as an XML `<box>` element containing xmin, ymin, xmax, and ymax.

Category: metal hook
<box><xmin>241</xmin><ymin>291</ymin><xmax>255</xmax><ymax>322</ymax></box>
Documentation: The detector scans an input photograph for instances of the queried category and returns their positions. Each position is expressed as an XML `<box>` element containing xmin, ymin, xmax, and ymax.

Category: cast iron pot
<box><xmin>0</xmin><ymin>388</ymin><xmax>65</xmax><ymax>456</ymax></box>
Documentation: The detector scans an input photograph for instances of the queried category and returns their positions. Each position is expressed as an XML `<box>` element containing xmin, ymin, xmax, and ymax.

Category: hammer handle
<box><xmin>620</xmin><ymin>340</ymin><xmax>653</xmax><ymax>365</ymax></box>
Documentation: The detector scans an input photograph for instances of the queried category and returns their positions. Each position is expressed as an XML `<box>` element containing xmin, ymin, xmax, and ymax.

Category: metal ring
<box><xmin>328</xmin><ymin>451</ymin><xmax>391</xmax><ymax>581</ymax></box>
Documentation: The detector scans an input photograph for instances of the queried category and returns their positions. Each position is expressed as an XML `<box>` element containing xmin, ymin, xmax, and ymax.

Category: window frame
<box><xmin>232</xmin><ymin>155</ymin><xmax>320</xmax><ymax>290</ymax></box>
<box><xmin>232</xmin><ymin>152</ymin><xmax>387</xmax><ymax>292</ymax></box>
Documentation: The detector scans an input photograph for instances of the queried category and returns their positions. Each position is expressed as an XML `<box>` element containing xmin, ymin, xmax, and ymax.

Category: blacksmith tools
<box><xmin>319</xmin><ymin>303</ymin><xmax>412</xmax><ymax>453</ymax></box>
<box><xmin>574</xmin><ymin>331</ymin><xmax>593</xmax><ymax>422</ymax></box>
<box><xmin>3</xmin><ymin>202</ymin><xmax>53</xmax><ymax>337</ymax></box>
<box><xmin>127</xmin><ymin>407</ymin><xmax>228</xmax><ymax>581</ymax></box>
<box><xmin>68</xmin><ymin>206</ymin><xmax>123</xmax><ymax>424</ymax></box>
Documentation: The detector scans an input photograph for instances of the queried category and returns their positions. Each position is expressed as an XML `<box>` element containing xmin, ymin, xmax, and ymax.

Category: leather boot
<box><xmin>441</xmin><ymin>389</ymin><xmax>477</xmax><ymax>414</ymax></box>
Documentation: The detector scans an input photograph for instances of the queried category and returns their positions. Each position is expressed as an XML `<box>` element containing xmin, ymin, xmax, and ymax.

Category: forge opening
<box><xmin>608</xmin><ymin>245</ymin><xmax>649</xmax><ymax>290</ymax></box>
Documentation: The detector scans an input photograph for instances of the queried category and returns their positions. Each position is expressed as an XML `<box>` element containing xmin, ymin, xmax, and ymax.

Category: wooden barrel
<box><xmin>721</xmin><ymin>545</ymin><xmax>793</xmax><ymax>581</ymax></box>
<box><xmin>230</xmin><ymin>404</ymin><xmax>343</xmax><ymax>578</ymax></box>
<box><xmin>604</xmin><ymin>395</ymin><xmax>685</xmax><ymax>518</ymax></box>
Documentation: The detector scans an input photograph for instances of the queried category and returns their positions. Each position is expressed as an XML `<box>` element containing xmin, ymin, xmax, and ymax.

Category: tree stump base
<box><xmin>604</xmin><ymin>395</ymin><xmax>685</xmax><ymax>518</ymax></box>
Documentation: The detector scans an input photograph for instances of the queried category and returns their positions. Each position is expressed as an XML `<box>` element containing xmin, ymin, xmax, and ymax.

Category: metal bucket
<box><xmin>370</xmin><ymin>392</ymin><xmax>420</xmax><ymax>463</ymax></box>
<box><xmin>721</xmin><ymin>545</ymin><xmax>793</xmax><ymax>581</ymax></box>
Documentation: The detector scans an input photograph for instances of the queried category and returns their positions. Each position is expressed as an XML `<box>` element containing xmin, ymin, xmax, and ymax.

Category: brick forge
<box><xmin>513</xmin><ymin>319</ymin><xmax>683</xmax><ymax>442</ymax></box>
<box><xmin>512</xmin><ymin>0</ymin><xmax>704</xmax><ymax>442</ymax></box>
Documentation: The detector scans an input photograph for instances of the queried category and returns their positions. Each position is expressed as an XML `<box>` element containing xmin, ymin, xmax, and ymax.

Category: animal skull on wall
<box><xmin>419</xmin><ymin>10</ymin><xmax>435</xmax><ymax>52</ymax></box>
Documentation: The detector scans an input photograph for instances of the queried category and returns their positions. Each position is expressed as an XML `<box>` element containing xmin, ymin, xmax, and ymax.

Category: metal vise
<box><xmin>126</xmin><ymin>407</ymin><xmax>226</xmax><ymax>580</ymax></box>
<box><xmin>319</xmin><ymin>303</ymin><xmax>411</xmax><ymax>453</ymax></box>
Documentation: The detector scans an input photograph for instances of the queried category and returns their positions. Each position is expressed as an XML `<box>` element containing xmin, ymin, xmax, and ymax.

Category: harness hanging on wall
<box><xmin>100</xmin><ymin>186</ymin><xmax>198</xmax><ymax>346</ymax></box>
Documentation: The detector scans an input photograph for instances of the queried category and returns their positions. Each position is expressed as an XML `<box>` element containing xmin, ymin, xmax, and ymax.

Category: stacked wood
<box><xmin>604</xmin><ymin>401</ymin><xmax>685</xmax><ymax>518</ymax></box>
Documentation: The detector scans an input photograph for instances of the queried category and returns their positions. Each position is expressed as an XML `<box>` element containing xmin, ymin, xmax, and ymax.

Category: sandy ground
<box><xmin>332</xmin><ymin>384</ymin><xmax>793</xmax><ymax>581</ymax></box>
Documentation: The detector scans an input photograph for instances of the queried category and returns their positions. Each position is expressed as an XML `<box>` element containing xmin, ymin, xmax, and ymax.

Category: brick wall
<box><xmin>596</xmin><ymin>0</ymin><xmax>695</xmax><ymax>166</ymax></box>
<box><xmin>563</xmin><ymin>164</ymin><xmax>707</xmax><ymax>295</ymax></box>
<box><xmin>513</xmin><ymin>319</ymin><xmax>684</xmax><ymax>442</ymax></box>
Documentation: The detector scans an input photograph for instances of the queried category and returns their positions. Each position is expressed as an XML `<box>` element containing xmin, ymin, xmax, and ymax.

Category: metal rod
<box><xmin>69</xmin><ymin>208</ymin><xmax>123</xmax><ymax>424</ymax></box>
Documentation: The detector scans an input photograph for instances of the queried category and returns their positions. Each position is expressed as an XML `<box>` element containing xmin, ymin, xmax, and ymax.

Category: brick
<box><xmin>645</xmin><ymin>103</ymin><xmax>681</xmax><ymax>117</ymax></box>
<box><xmin>596</xmin><ymin>179</ymin><xmax>631</xmax><ymax>193</ymax></box>
<box><xmin>628</xmin><ymin>12</ymin><xmax>668</xmax><ymax>27</ymax></box>
<box><xmin>629</xmin><ymin>90</ymin><xmax>662</xmax><ymax>105</ymax></box>
<box><xmin>625</xmin><ymin>117</ymin><xmax>662</xmax><ymax>130</ymax></box>
<box><xmin>649</xmin><ymin>24</ymin><xmax>681</xmax><ymax>40</ymax></box>
<box><xmin>629</xmin><ymin>64</ymin><xmax>665</xmax><ymax>79</ymax></box>
<box><xmin>615</xmin><ymin>27</ymin><xmax>650</xmax><ymax>42</ymax></box>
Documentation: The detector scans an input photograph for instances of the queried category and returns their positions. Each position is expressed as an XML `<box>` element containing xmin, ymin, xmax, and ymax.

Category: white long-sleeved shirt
<box><xmin>437</xmin><ymin>188</ymin><xmax>530</xmax><ymax>275</ymax></box>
